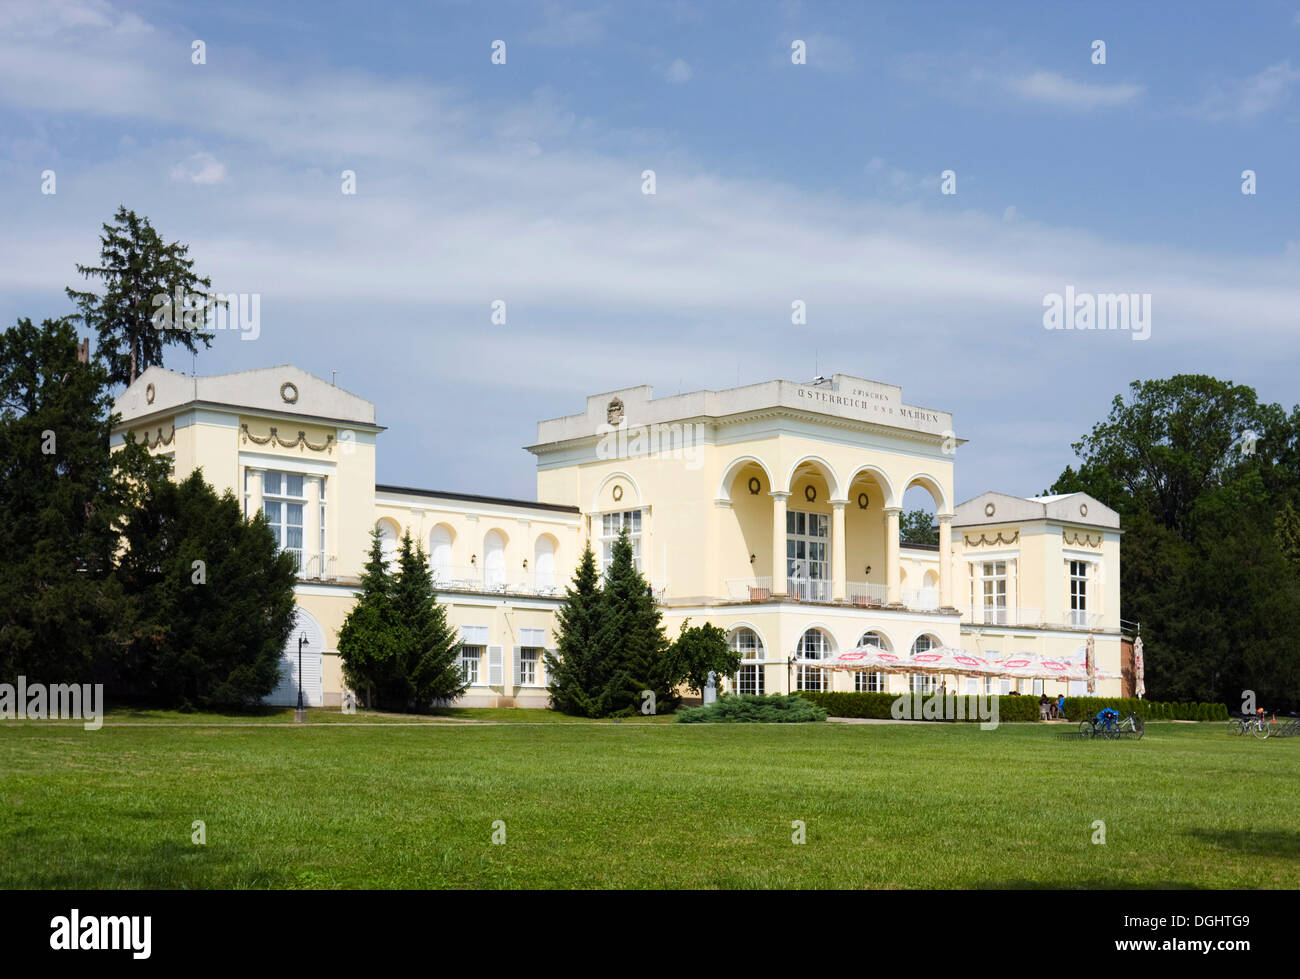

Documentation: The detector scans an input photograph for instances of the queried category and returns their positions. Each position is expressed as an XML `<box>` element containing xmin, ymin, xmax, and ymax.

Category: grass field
<box><xmin>1</xmin><ymin>714</ymin><xmax>1295</xmax><ymax>888</ymax></box>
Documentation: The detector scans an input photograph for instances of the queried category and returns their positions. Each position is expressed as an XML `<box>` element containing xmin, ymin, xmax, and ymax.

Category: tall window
<box><xmin>796</xmin><ymin>628</ymin><xmax>830</xmax><ymax>692</ymax></box>
<box><xmin>377</xmin><ymin>520</ymin><xmax>399</xmax><ymax>570</ymax></box>
<box><xmin>787</xmin><ymin>510</ymin><xmax>829</xmax><ymax>601</ymax></box>
<box><xmin>484</xmin><ymin>531</ymin><xmax>506</xmax><ymax>590</ymax></box>
<box><xmin>460</xmin><ymin>645</ymin><xmax>483</xmax><ymax>685</ymax></box>
<box><xmin>910</xmin><ymin>634</ymin><xmax>938</xmax><ymax>694</ymax></box>
<box><xmin>730</xmin><ymin>627</ymin><xmax>765</xmax><ymax>695</ymax></box>
<box><xmin>1069</xmin><ymin>560</ymin><xmax>1089</xmax><ymax>625</ymax></box>
<box><xmin>855</xmin><ymin>631</ymin><xmax>886</xmax><ymax>692</ymax></box>
<box><xmin>317</xmin><ymin>478</ymin><xmax>326</xmax><ymax>573</ymax></box>
<box><xmin>518</xmin><ymin>648</ymin><xmax>541</xmax><ymax>686</ymax></box>
<box><xmin>600</xmin><ymin>510</ymin><xmax>642</xmax><ymax>572</ymax></box>
<box><xmin>534</xmin><ymin>536</ymin><xmax>556</xmax><ymax>592</ymax></box>
<box><xmin>429</xmin><ymin>526</ymin><xmax>453</xmax><ymax>582</ymax></box>
<box><xmin>981</xmin><ymin>561</ymin><xmax>1007</xmax><ymax>624</ymax></box>
<box><xmin>261</xmin><ymin>471</ymin><xmax>305</xmax><ymax>573</ymax></box>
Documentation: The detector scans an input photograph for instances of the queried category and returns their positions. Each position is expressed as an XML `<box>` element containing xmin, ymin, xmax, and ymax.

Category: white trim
<box><xmin>238</xmin><ymin>451</ymin><xmax>336</xmax><ymax>477</ymax></box>
<box><xmin>591</xmin><ymin>471</ymin><xmax>644</xmax><ymax>511</ymax></box>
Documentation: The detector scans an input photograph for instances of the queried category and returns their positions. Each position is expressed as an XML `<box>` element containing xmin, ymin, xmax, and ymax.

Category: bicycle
<box><xmin>1116</xmin><ymin>710</ymin><xmax>1144</xmax><ymax>740</ymax></box>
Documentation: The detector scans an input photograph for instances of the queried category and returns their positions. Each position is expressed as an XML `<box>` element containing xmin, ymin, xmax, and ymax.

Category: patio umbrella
<box><xmin>819</xmin><ymin>648</ymin><xmax>909</xmax><ymax>672</ymax></box>
<box><xmin>1086</xmin><ymin>634</ymin><xmax>1096</xmax><ymax>694</ymax></box>
<box><xmin>1134</xmin><ymin>636</ymin><xmax>1146</xmax><ymax>699</ymax></box>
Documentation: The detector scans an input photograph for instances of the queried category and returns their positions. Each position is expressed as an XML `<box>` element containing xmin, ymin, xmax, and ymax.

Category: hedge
<box><xmin>796</xmin><ymin>691</ymin><xmax>1042</xmax><ymax>723</ymax></box>
<box><xmin>1062</xmin><ymin>697</ymin><xmax>1229</xmax><ymax>722</ymax></box>
<box><xmin>676</xmin><ymin>693</ymin><xmax>828</xmax><ymax>723</ymax></box>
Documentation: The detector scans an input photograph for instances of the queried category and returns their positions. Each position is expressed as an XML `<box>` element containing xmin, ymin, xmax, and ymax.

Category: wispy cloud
<box><xmin>1191</xmin><ymin>61</ymin><xmax>1300</xmax><ymax>122</ymax></box>
<box><xmin>1004</xmin><ymin>70</ymin><xmax>1143</xmax><ymax>109</ymax></box>
<box><xmin>663</xmin><ymin>58</ymin><xmax>692</xmax><ymax>84</ymax></box>
<box><xmin>170</xmin><ymin>152</ymin><xmax>227</xmax><ymax>185</ymax></box>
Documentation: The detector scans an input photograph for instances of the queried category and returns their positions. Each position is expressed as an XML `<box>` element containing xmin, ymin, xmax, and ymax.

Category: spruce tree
<box><xmin>393</xmin><ymin>531</ymin><xmax>466</xmax><ymax>711</ymax></box>
<box><xmin>66</xmin><ymin>206</ymin><xmax>220</xmax><ymax>386</ymax></box>
<box><xmin>338</xmin><ymin>527</ymin><xmax>402</xmax><ymax>708</ymax></box>
<box><xmin>597</xmin><ymin>528</ymin><xmax>674</xmax><ymax>716</ymax></box>
<box><xmin>545</xmin><ymin>544</ymin><xmax>606</xmax><ymax>716</ymax></box>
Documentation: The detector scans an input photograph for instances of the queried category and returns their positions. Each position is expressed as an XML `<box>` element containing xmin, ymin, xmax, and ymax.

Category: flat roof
<box><xmin>374</xmin><ymin>484</ymin><xmax>580</xmax><ymax>514</ymax></box>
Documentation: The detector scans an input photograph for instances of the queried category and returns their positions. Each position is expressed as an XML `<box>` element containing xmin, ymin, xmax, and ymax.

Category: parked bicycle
<box><xmin>1226</xmin><ymin>713</ymin><xmax>1271</xmax><ymax>739</ymax></box>
<box><xmin>1079</xmin><ymin>709</ymin><xmax>1143</xmax><ymax>740</ymax></box>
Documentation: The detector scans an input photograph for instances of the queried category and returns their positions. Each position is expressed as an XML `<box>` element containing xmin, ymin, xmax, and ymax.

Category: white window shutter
<box><xmin>541</xmin><ymin>650</ymin><xmax>553</xmax><ymax>686</ymax></box>
<box><xmin>487</xmin><ymin>645</ymin><xmax>504</xmax><ymax>686</ymax></box>
<box><xmin>512</xmin><ymin>647</ymin><xmax>522</xmax><ymax>687</ymax></box>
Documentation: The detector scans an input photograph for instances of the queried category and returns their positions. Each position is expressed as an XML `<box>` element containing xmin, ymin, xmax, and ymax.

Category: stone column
<box><xmin>884</xmin><ymin>507</ymin><xmax>902</xmax><ymax>605</ymax></box>
<box><xmin>246</xmin><ymin>467</ymin><xmax>264</xmax><ymax>518</ymax></box>
<box><xmin>303</xmin><ymin>475</ymin><xmax>322</xmax><ymax>578</ymax></box>
<box><xmin>770</xmin><ymin>491</ymin><xmax>789</xmax><ymax>597</ymax></box>
<box><xmin>831</xmin><ymin>500</ymin><xmax>847</xmax><ymax>602</ymax></box>
<box><xmin>938</xmin><ymin>513</ymin><xmax>954</xmax><ymax>609</ymax></box>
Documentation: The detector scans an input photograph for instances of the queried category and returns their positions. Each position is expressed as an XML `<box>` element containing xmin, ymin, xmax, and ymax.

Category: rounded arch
<box><xmin>795</xmin><ymin>624</ymin><xmax>837</xmax><ymax>659</ymax></box>
<box><xmin>923</xmin><ymin>569</ymin><xmax>939</xmax><ymax>589</ymax></box>
<box><xmin>901</xmin><ymin>472</ymin><xmax>951</xmax><ymax>516</ymax></box>
<box><xmin>592</xmin><ymin>471</ymin><xmax>643</xmax><ymax>512</ymax></box>
<box><xmin>855</xmin><ymin>628</ymin><xmax>895</xmax><ymax>652</ymax></box>
<box><xmin>908</xmin><ymin>632</ymin><xmax>943</xmax><ymax>656</ymax></box>
<box><xmin>727</xmin><ymin>623</ymin><xmax>767</xmax><ymax>660</ymax></box>
<box><xmin>286</xmin><ymin>605</ymin><xmax>326</xmax><ymax>653</ymax></box>
<box><xmin>483</xmin><ymin>529</ymin><xmax>507</xmax><ymax>589</ymax></box>
<box><xmin>375</xmin><ymin>518</ymin><xmax>401</xmax><ymax>569</ymax></box>
<box><xmin>428</xmin><ymin>523</ymin><xmax>455</xmax><ymax>579</ymax></box>
<box><xmin>716</xmin><ymin>455</ymin><xmax>776</xmax><ymax>502</ymax></box>
<box><xmin>533</xmin><ymin>533</ymin><xmax>558</xmax><ymax>591</ymax></box>
<box><xmin>844</xmin><ymin>464</ymin><xmax>897</xmax><ymax>509</ymax></box>
<box><xmin>782</xmin><ymin>455</ymin><xmax>842</xmax><ymax>499</ymax></box>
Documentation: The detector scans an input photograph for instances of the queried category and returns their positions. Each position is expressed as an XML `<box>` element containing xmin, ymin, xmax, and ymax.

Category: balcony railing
<box><xmin>962</xmin><ymin>605</ymin><xmax>1108</xmax><ymax>629</ymax></box>
<box><xmin>430</xmin><ymin>565</ymin><xmax>563</xmax><ymax>598</ymax></box>
<box><xmin>902</xmin><ymin>587</ymin><xmax>940</xmax><ymax>611</ymax></box>
<box><xmin>787</xmin><ymin>576</ymin><xmax>831</xmax><ymax>603</ymax></box>
<box><xmin>846</xmin><ymin>581</ymin><xmax>889</xmax><ymax>607</ymax></box>
<box><xmin>726</xmin><ymin>576</ymin><xmax>774</xmax><ymax>601</ymax></box>
<box><xmin>301</xmin><ymin>553</ymin><xmax>338</xmax><ymax>582</ymax></box>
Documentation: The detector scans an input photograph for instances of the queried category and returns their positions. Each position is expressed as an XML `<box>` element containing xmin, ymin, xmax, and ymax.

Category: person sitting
<box><xmin>1096</xmin><ymin>707</ymin><xmax>1119</xmax><ymax>731</ymax></box>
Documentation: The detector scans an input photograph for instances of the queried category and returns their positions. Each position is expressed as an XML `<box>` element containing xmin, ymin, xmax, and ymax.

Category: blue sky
<box><xmin>2</xmin><ymin>0</ymin><xmax>1298</xmax><ymax>508</ymax></box>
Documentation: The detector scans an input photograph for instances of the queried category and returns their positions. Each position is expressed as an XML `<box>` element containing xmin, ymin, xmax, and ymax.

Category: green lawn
<box><xmin>1</xmin><ymin>718</ymin><xmax>1295</xmax><ymax>888</ymax></box>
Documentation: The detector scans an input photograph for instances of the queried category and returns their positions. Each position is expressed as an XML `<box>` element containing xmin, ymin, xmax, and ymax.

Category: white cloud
<box><xmin>170</xmin><ymin>152</ymin><xmax>227</xmax><ymax>185</ymax></box>
<box><xmin>664</xmin><ymin>58</ymin><xmax>692</xmax><ymax>84</ymax></box>
<box><xmin>1005</xmin><ymin>70</ymin><xmax>1143</xmax><ymax>109</ymax></box>
<box><xmin>1192</xmin><ymin>61</ymin><xmax>1300</xmax><ymax>122</ymax></box>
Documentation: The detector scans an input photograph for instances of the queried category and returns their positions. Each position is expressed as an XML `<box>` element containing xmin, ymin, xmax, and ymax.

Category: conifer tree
<box><xmin>115</xmin><ymin>470</ymin><xmax>297</xmax><ymax>707</ymax></box>
<box><xmin>66</xmin><ymin>206</ymin><xmax>220</xmax><ymax>387</ymax></box>
<box><xmin>393</xmin><ymin>531</ymin><xmax>466</xmax><ymax>711</ymax></box>
<box><xmin>597</xmin><ymin>528</ymin><xmax>674</xmax><ymax>716</ymax></box>
<box><xmin>338</xmin><ymin>527</ymin><xmax>402</xmax><ymax>708</ymax></box>
<box><xmin>545</xmin><ymin>545</ymin><xmax>606</xmax><ymax>716</ymax></box>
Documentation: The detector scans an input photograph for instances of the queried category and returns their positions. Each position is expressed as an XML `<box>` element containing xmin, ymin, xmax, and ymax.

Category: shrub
<box><xmin>676</xmin><ymin>693</ymin><xmax>827</xmax><ymax>723</ymax></box>
<box><xmin>796</xmin><ymin>691</ymin><xmax>1042</xmax><ymax>723</ymax></box>
<box><xmin>1062</xmin><ymin>697</ymin><xmax>1228</xmax><ymax>722</ymax></box>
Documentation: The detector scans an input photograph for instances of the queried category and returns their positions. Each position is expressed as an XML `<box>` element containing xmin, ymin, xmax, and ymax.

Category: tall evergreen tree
<box><xmin>597</xmin><ymin>528</ymin><xmax>675</xmax><ymax>716</ymax></box>
<box><xmin>0</xmin><ymin>316</ymin><xmax>167</xmax><ymax>684</ymax></box>
<box><xmin>338</xmin><ymin>528</ymin><xmax>402</xmax><ymax>708</ymax></box>
<box><xmin>392</xmin><ymin>531</ymin><xmax>466</xmax><ymax>711</ymax></box>
<box><xmin>66</xmin><ymin>206</ymin><xmax>220</xmax><ymax>386</ymax></box>
<box><xmin>115</xmin><ymin>470</ymin><xmax>298</xmax><ymax>708</ymax></box>
<box><xmin>545</xmin><ymin>545</ymin><xmax>606</xmax><ymax>717</ymax></box>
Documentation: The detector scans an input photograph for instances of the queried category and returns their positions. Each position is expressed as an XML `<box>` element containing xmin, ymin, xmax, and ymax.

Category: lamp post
<box><xmin>294</xmin><ymin>632</ymin><xmax>307</xmax><ymax>723</ymax></box>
